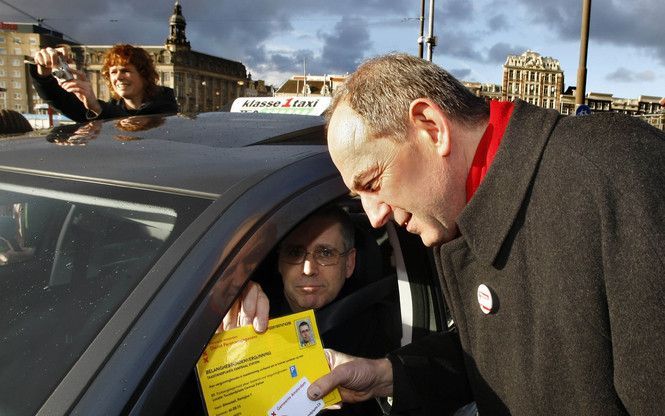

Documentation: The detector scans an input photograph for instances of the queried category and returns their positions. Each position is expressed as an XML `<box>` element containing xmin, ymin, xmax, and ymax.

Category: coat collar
<box><xmin>454</xmin><ymin>100</ymin><xmax>561</xmax><ymax>265</ymax></box>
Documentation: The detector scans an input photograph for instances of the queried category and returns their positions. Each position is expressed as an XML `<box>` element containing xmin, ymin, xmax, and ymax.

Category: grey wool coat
<box><xmin>388</xmin><ymin>100</ymin><xmax>665</xmax><ymax>415</ymax></box>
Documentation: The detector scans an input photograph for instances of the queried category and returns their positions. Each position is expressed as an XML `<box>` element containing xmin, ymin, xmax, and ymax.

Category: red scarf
<box><xmin>465</xmin><ymin>101</ymin><xmax>514</xmax><ymax>202</ymax></box>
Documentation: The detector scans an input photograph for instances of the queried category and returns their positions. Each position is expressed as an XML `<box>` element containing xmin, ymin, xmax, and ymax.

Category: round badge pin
<box><xmin>477</xmin><ymin>284</ymin><xmax>493</xmax><ymax>314</ymax></box>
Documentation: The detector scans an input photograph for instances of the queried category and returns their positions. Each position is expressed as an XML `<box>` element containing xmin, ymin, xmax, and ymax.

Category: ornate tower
<box><xmin>165</xmin><ymin>1</ymin><xmax>191</xmax><ymax>52</ymax></box>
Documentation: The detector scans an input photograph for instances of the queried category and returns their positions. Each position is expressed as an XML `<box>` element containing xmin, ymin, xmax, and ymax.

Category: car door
<box><xmin>56</xmin><ymin>153</ymin><xmax>446</xmax><ymax>415</ymax></box>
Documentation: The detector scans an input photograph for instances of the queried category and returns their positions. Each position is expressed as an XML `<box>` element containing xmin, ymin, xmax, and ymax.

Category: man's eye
<box><xmin>363</xmin><ymin>180</ymin><xmax>379</xmax><ymax>192</ymax></box>
<box><xmin>285</xmin><ymin>247</ymin><xmax>304</xmax><ymax>257</ymax></box>
<box><xmin>316</xmin><ymin>248</ymin><xmax>335</xmax><ymax>258</ymax></box>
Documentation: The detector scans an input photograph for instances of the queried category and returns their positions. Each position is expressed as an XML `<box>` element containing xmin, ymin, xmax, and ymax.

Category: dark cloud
<box><xmin>437</xmin><ymin>27</ymin><xmax>484</xmax><ymax>62</ymax></box>
<box><xmin>239</xmin><ymin>16</ymin><xmax>371</xmax><ymax>77</ymax></box>
<box><xmin>514</xmin><ymin>0</ymin><xmax>665</xmax><ymax>64</ymax></box>
<box><xmin>2</xmin><ymin>0</ymin><xmax>401</xmax><ymax>79</ymax></box>
<box><xmin>487</xmin><ymin>14</ymin><xmax>509</xmax><ymax>32</ymax></box>
<box><xmin>317</xmin><ymin>16</ymin><xmax>372</xmax><ymax>74</ymax></box>
<box><xmin>5</xmin><ymin>0</ymin><xmax>661</xmax><ymax>94</ymax></box>
<box><xmin>606</xmin><ymin>68</ymin><xmax>656</xmax><ymax>83</ymax></box>
<box><xmin>486</xmin><ymin>42</ymin><xmax>527</xmax><ymax>64</ymax></box>
<box><xmin>442</xmin><ymin>0</ymin><xmax>474</xmax><ymax>21</ymax></box>
<box><xmin>450</xmin><ymin>68</ymin><xmax>471</xmax><ymax>79</ymax></box>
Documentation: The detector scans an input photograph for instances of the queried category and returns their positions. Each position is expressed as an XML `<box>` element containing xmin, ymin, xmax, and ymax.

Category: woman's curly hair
<box><xmin>101</xmin><ymin>44</ymin><xmax>159</xmax><ymax>100</ymax></box>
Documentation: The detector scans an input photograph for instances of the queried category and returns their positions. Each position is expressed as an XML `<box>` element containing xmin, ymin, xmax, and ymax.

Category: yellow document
<box><xmin>196</xmin><ymin>310</ymin><xmax>341</xmax><ymax>416</ymax></box>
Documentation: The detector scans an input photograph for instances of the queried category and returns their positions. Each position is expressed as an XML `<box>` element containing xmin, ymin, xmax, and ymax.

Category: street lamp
<box><xmin>575</xmin><ymin>0</ymin><xmax>592</xmax><ymax>113</ymax></box>
<box><xmin>237</xmin><ymin>80</ymin><xmax>245</xmax><ymax>98</ymax></box>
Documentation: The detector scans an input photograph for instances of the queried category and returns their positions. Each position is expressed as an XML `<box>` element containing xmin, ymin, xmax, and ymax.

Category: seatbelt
<box><xmin>316</xmin><ymin>275</ymin><xmax>397</xmax><ymax>335</ymax></box>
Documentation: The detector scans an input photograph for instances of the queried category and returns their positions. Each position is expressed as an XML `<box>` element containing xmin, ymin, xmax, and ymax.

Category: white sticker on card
<box><xmin>267</xmin><ymin>377</ymin><xmax>324</xmax><ymax>416</ymax></box>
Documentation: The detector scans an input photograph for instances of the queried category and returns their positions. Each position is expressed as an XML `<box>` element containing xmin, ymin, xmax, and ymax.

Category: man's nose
<box><xmin>361</xmin><ymin>194</ymin><xmax>392</xmax><ymax>228</ymax></box>
<box><xmin>302</xmin><ymin>257</ymin><xmax>318</xmax><ymax>275</ymax></box>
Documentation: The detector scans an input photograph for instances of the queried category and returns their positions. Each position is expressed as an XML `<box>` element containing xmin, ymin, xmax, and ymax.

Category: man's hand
<box><xmin>308</xmin><ymin>349</ymin><xmax>394</xmax><ymax>403</ymax></box>
<box><xmin>219</xmin><ymin>281</ymin><xmax>270</xmax><ymax>333</ymax></box>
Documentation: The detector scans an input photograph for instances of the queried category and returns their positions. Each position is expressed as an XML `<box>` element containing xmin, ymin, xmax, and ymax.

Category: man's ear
<box><xmin>345</xmin><ymin>248</ymin><xmax>356</xmax><ymax>279</ymax></box>
<box><xmin>408</xmin><ymin>98</ymin><xmax>451</xmax><ymax>157</ymax></box>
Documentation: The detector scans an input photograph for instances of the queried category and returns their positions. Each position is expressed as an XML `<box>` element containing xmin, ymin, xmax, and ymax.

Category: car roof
<box><xmin>0</xmin><ymin>112</ymin><xmax>329</xmax><ymax>198</ymax></box>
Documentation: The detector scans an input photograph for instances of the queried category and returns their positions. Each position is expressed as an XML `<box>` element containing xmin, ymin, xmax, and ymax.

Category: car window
<box><xmin>0</xmin><ymin>177</ymin><xmax>211</xmax><ymax>416</ymax></box>
<box><xmin>166</xmin><ymin>196</ymin><xmax>445</xmax><ymax>416</ymax></box>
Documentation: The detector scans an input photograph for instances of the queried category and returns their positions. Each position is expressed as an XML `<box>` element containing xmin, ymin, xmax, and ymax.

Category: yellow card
<box><xmin>196</xmin><ymin>310</ymin><xmax>341</xmax><ymax>416</ymax></box>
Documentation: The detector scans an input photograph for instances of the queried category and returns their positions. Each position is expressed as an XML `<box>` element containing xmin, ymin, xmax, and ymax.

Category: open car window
<box><xmin>166</xmin><ymin>196</ymin><xmax>446</xmax><ymax>415</ymax></box>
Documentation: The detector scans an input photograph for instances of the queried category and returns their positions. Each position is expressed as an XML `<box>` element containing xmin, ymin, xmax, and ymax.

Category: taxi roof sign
<box><xmin>230</xmin><ymin>96</ymin><xmax>332</xmax><ymax>116</ymax></box>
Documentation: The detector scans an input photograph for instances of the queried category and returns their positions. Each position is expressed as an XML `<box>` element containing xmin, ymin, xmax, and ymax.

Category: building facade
<box><xmin>465</xmin><ymin>49</ymin><xmax>664</xmax><ymax>130</ymax></box>
<box><xmin>0</xmin><ymin>22</ymin><xmax>74</xmax><ymax>113</ymax></box>
<box><xmin>71</xmin><ymin>2</ymin><xmax>249</xmax><ymax>113</ymax></box>
<box><xmin>559</xmin><ymin>88</ymin><xmax>664</xmax><ymax>129</ymax></box>
<box><xmin>463</xmin><ymin>81</ymin><xmax>502</xmax><ymax>101</ymax></box>
<box><xmin>1</xmin><ymin>1</ymin><xmax>262</xmax><ymax>116</ymax></box>
<box><xmin>275</xmin><ymin>74</ymin><xmax>347</xmax><ymax>97</ymax></box>
<box><xmin>502</xmin><ymin>50</ymin><xmax>565</xmax><ymax>110</ymax></box>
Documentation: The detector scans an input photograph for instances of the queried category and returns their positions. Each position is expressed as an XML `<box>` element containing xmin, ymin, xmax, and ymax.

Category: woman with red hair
<box><xmin>31</xmin><ymin>44</ymin><xmax>178</xmax><ymax>122</ymax></box>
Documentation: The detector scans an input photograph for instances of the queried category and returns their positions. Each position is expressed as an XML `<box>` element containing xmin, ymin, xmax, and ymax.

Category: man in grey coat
<box><xmin>232</xmin><ymin>53</ymin><xmax>665</xmax><ymax>415</ymax></box>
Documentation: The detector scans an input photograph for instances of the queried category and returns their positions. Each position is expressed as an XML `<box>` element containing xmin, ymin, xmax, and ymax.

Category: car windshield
<box><xmin>0</xmin><ymin>175</ymin><xmax>211</xmax><ymax>415</ymax></box>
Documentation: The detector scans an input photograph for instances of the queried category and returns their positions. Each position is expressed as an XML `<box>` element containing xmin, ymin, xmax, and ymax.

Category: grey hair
<box><xmin>326</xmin><ymin>53</ymin><xmax>489</xmax><ymax>142</ymax></box>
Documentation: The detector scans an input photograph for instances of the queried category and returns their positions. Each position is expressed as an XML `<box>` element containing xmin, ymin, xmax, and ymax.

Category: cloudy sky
<box><xmin>2</xmin><ymin>0</ymin><xmax>663</xmax><ymax>99</ymax></box>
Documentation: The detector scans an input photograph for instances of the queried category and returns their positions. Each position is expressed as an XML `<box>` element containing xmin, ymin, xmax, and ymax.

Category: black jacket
<box><xmin>30</xmin><ymin>65</ymin><xmax>178</xmax><ymax>122</ymax></box>
<box><xmin>389</xmin><ymin>100</ymin><xmax>665</xmax><ymax>415</ymax></box>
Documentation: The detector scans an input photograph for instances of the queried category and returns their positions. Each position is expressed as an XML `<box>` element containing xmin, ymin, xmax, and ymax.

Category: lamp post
<box><xmin>201</xmin><ymin>81</ymin><xmax>207</xmax><ymax>112</ymax></box>
<box><xmin>237</xmin><ymin>80</ymin><xmax>245</xmax><ymax>98</ymax></box>
<box><xmin>575</xmin><ymin>0</ymin><xmax>592</xmax><ymax>112</ymax></box>
<box><xmin>425</xmin><ymin>0</ymin><xmax>436</xmax><ymax>62</ymax></box>
<box><xmin>418</xmin><ymin>0</ymin><xmax>425</xmax><ymax>58</ymax></box>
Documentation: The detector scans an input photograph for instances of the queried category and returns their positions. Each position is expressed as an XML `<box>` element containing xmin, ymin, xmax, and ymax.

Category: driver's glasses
<box><xmin>279</xmin><ymin>245</ymin><xmax>351</xmax><ymax>266</ymax></box>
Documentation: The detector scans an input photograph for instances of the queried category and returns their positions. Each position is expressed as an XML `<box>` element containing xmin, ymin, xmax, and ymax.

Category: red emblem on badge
<box><xmin>477</xmin><ymin>284</ymin><xmax>493</xmax><ymax>314</ymax></box>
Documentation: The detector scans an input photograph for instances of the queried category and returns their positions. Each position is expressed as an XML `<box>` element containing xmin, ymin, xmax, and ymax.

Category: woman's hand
<box><xmin>58</xmin><ymin>69</ymin><xmax>103</xmax><ymax>115</ymax></box>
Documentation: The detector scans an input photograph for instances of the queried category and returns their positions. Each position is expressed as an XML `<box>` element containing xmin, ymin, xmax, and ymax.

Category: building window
<box><xmin>12</xmin><ymin>58</ymin><xmax>20</xmax><ymax>66</ymax></box>
<box><xmin>0</xmin><ymin>69</ymin><xmax>5</xmax><ymax>76</ymax></box>
<box><xmin>14</xmin><ymin>48</ymin><xmax>21</xmax><ymax>55</ymax></box>
<box><xmin>14</xmin><ymin>103</ymin><xmax>22</xmax><ymax>111</ymax></box>
<box><xmin>0</xmin><ymin>48</ymin><xmax>5</xmax><ymax>54</ymax></box>
<box><xmin>12</xmin><ymin>70</ymin><xmax>21</xmax><ymax>78</ymax></box>
<box><xmin>13</xmin><ymin>37</ymin><xmax>21</xmax><ymax>44</ymax></box>
<box><xmin>29</xmin><ymin>38</ymin><xmax>37</xmax><ymax>45</ymax></box>
<box><xmin>14</xmin><ymin>92</ymin><xmax>21</xmax><ymax>99</ymax></box>
<box><xmin>0</xmin><ymin>36</ymin><xmax>5</xmax><ymax>43</ymax></box>
<box><xmin>0</xmin><ymin>57</ymin><xmax>3</xmax><ymax>65</ymax></box>
<box><xmin>12</xmin><ymin>80</ymin><xmax>21</xmax><ymax>89</ymax></box>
